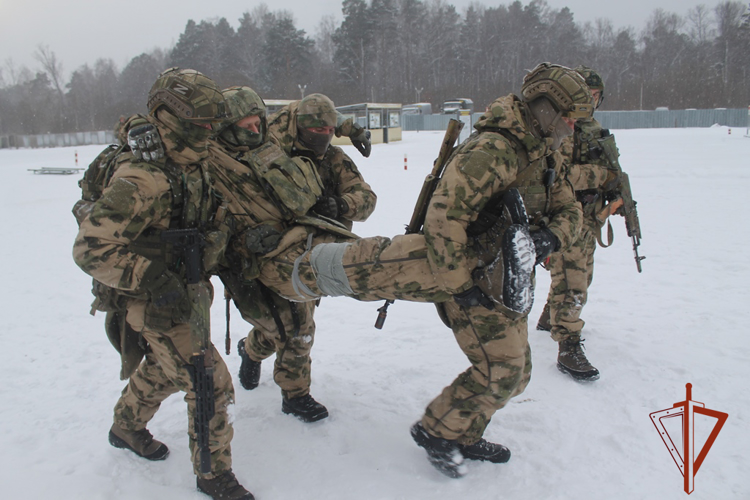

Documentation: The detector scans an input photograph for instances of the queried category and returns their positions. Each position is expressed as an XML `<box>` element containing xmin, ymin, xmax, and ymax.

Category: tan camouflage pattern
<box><xmin>421</xmin><ymin>300</ymin><xmax>531</xmax><ymax>444</ymax></box>
<box><xmin>209</xmin><ymin>138</ymin><xmax>329</xmax><ymax>399</ymax></box>
<box><xmin>544</xmin><ymin>223</ymin><xmax>596</xmax><ymax>342</ymax></box>
<box><xmin>219</xmin><ymin>265</ymin><xmax>317</xmax><ymax>399</ymax></box>
<box><xmin>543</xmin><ymin>117</ymin><xmax>624</xmax><ymax>341</ymax></box>
<box><xmin>316</xmin><ymin>145</ymin><xmax>377</xmax><ymax>227</ymax></box>
<box><xmin>423</xmin><ymin>94</ymin><xmax>582</xmax><ymax>294</ymax></box>
<box><xmin>73</xmin><ymin>113</ymin><xmax>236</xmax><ymax>479</ymax></box>
<box><xmin>114</xmin><ymin>300</ymin><xmax>234</xmax><ymax>478</ymax></box>
<box><xmin>244</xmin><ymin>299</ymin><xmax>317</xmax><ymax>399</ymax></box>
<box><xmin>267</xmin><ymin>100</ymin><xmax>377</xmax><ymax>225</ymax></box>
<box><xmin>414</xmin><ymin>93</ymin><xmax>581</xmax><ymax>446</ymax></box>
<box><xmin>259</xmin><ymin>232</ymin><xmax>452</xmax><ymax>303</ymax></box>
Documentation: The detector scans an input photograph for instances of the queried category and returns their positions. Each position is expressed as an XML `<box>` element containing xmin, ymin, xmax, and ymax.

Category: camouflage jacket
<box><xmin>423</xmin><ymin>94</ymin><xmax>582</xmax><ymax>294</ymax></box>
<box><xmin>267</xmin><ymin>101</ymin><xmax>377</xmax><ymax>227</ymax></box>
<box><xmin>74</xmin><ymin>120</ymin><xmax>219</xmax><ymax>295</ymax></box>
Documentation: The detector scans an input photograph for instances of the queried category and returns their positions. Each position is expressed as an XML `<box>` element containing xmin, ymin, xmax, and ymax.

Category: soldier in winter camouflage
<box><xmin>73</xmin><ymin>68</ymin><xmax>253</xmax><ymax>500</ymax></box>
<box><xmin>536</xmin><ymin>66</ymin><xmax>625</xmax><ymax>382</ymax></box>
<box><xmin>208</xmin><ymin>87</ymin><xmax>361</xmax><ymax>422</ymax></box>
<box><xmin>230</xmin><ymin>93</ymin><xmax>377</xmax><ymax>421</ymax></box>
<box><xmin>242</xmin><ymin>63</ymin><xmax>587</xmax><ymax>478</ymax></box>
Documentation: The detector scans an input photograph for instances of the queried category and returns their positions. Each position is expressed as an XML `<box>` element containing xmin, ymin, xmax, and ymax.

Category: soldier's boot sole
<box><xmin>108</xmin><ymin>428</ymin><xmax>169</xmax><ymax>461</ymax></box>
<box><xmin>410</xmin><ymin>422</ymin><xmax>466</xmax><ymax>478</ymax></box>
<box><xmin>237</xmin><ymin>338</ymin><xmax>261</xmax><ymax>391</ymax></box>
<box><xmin>501</xmin><ymin>224</ymin><xmax>535</xmax><ymax>316</ymax></box>
<box><xmin>557</xmin><ymin>362</ymin><xmax>600</xmax><ymax>381</ymax></box>
<box><xmin>536</xmin><ymin>303</ymin><xmax>551</xmax><ymax>331</ymax></box>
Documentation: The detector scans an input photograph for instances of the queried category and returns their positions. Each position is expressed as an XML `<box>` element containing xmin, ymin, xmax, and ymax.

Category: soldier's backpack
<box><xmin>72</xmin><ymin>143</ymin><xmax>128</xmax><ymax>226</ymax></box>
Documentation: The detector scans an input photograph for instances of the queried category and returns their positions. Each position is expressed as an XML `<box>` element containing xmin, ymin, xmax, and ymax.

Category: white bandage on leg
<box><xmin>309</xmin><ymin>242</ymin><xmax>354</xmax><ymax>297</ymax></box>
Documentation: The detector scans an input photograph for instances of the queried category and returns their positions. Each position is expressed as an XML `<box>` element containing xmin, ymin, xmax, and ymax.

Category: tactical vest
<box><xmin>245</xmin><ymin>141</ymin><xmax>323</xmax><ymax>218</ymax></box>
<box><xmin>80</xmin><ymin>153</ymin><xmax>217</xmax><ymax>315</ymax></box>
<box><xmin>466</xmin><ymin>129</ymin><xmax>558</xmax><ymax>237</ymax></box>
<box><xmin>573</xmin><ymin>120</ymin><xmax>621</xmax><ymax>172</ymax></box>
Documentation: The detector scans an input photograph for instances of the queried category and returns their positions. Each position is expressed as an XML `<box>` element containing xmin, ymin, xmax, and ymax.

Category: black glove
<box><xmin>313</xmin><ymin>196</ymin><xmax>348</xmax><ymax>219</ymax></box>
<box><xmin>453</xmin><ymin>285</ymin><xmax>495</xmax><ymax>310</ymax></box>
<box><xmin>530</xmin><ymin>228</ymin><xmax>559</xmax><ymax>266</ymax></box>
<box><xmin>245</xmin><ymin>224</ymin><xmax>282</xmax><ymax>254</ymax></box>
<box><xmin>141</xmin><ymin>262</ymin><xmax>190</xmax><ymax>313</ymax></box>
<box><xmin>351</xmin><ymin>128</ymin><xmax>372</xmax><ymax>158</ymax></box>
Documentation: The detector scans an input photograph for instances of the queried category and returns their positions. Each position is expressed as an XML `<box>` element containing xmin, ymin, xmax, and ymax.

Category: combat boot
<box><xmin>282</xmin><ymin>394</ymin><xmax>329</xmax><ymax>422</ymax></box>
<box><xmin>197</xmin><ymin>470</ymin><xmax>254</xmax><ymax>500</ymax></box>
<box><xmin>458</xmin><ymin>438</ymin><xmax>511</xmax><ymax>464</ymax></box>
<box><xmin>410</xmin><ymin>422</ymin><xmax>466</xmax><ymax>478</ymax></box>
<box><xmin>557</xmin><ymin>338</ymin><xmax>600</xmax><ymax>381</ymax></box>
<box><xmin>108</xmin><ymin>424</ymin><xmax>169</xmax><ymax>461</ymax></box>
<box><xmin>536</xmin><ymin>303</ymin><xmax>551</xmax><ymax>331</ymax></box>
<box><xmin>237</xmin><ymin>338</ymin><xmax>261</xmax><ymax>390</ymax></box>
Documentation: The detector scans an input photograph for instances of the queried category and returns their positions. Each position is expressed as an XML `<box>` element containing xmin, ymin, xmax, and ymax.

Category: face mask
<box><xmin>297</xmin><ymin>126</ymin><xmax>333</xmax><ymax>157</ymax></box>
<box><xmin>527</xmin><ymin>97</ymin><xmax>573</xmax><ymax>150</ymax></box>
<box><xmin>154</xmin><ymin>109</ymin><xmax>212</xmax><ymax>160</ymax></box>
<box><xmin>220</xmin><ymin>124</ymin><xmax>263</xmax><ymax>149</ymax></box>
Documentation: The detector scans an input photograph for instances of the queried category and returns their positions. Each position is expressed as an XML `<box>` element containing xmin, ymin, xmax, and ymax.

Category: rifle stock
<box><xmin>162</xmin><ymin>228</ymin><xmax>215</xmax><ymax>474</ymax></box>
<box><xmin>374</xmin><ymin>119</ymin><xmax>464</xmax><ymax>329</ymax></box>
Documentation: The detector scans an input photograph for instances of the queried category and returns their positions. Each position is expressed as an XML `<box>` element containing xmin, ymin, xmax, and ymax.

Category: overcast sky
<box><xmin>0</xmin><ymin>0</ymin><xmax>730</xmax><ymax>81</ymax></box>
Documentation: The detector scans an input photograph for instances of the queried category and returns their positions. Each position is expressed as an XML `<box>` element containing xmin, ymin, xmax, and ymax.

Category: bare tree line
<box><xmin>1</xmin><ymin>0</ymin><xmax>748</xmax><ymax>135</ymax></box>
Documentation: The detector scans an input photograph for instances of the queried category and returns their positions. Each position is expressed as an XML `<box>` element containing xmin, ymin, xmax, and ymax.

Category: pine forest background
<box><xmin>1</xmin><ymin>0</ymin><xmax>749</xmax><ymax>136</ymax></box>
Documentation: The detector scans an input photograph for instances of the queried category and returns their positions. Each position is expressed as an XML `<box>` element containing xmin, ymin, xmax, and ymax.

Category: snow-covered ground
<box><xmin>0</xmin><ymin>126</ymin><xmax>747</xmax><ymax>499</ymax></box>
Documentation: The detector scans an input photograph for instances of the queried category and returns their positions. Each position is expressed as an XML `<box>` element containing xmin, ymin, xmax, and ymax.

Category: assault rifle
<box><xmin>374</xmin><ymin>118</ymin><xmax>464</xmax><ymax>329</ymax></box>
<box><xmin>597</xmin><ymin>172</ymin><xmax>645</xmax><ymax>272</ymax></box>
<box><xmin>162</xmin><ymin>228</ymin><xmax>215</xmax><ymax>474</ymax></box>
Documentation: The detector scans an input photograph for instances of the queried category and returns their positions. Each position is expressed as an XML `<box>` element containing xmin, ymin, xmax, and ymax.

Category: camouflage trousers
<box><xmin>544</xmin><ymin>219</ymin><xmax>597</xmax><ymax>342</ymax></box>
<box><xmin>113</xmin><ymin>300</ymin><xmax>235</xmax><ymax>479</ymax></box>
<box><xmin>259</xmin><ymin>232</ymin><xmax>453</xmax><ymax>304</ymax></box>
<box><xmin>421</xmin><ymin>301</ymin><xmax>532</xmax><ymax>445</ymax></box>
<box><xmin>242</xmin><ymin>301</ymin><xmax>316</xmax><ymax>399</ymax></box>
<box><xmin>220</xmin><ymin>269</ymin><xmax>317</xmax><ymax>399</ymax></box>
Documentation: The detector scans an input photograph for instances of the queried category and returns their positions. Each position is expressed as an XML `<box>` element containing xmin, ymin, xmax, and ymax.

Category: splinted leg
<box><xmin>260</xmin><ymin>233</ymin><xmax>453</xmax><ymax>304</ymax></box>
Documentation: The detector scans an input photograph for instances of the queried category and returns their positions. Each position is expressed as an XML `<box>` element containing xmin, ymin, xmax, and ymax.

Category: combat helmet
<box><xmin>522</xmin><ymin>63</ymin><xmax>593</xmax><ymax>120</ymax></box>
<box><xmin>575</xmin><ymin>65</ymin><xmax>605</xmax><ymax>108</ymax></box>
<box><xmin>218</xmin><ymin>86</ymin><xmax>267</xmax><ymax>149</ymax></box>
<box><xmin>521</xmin><ymin>63</ymin><xmax>593</xmax><ymax>149</ymax></box>
<box><xmin>296</xmin><ymin>94</ymin><xmax>337</xmax><ymax>128</ymax></box>
<box><xmin>296</xmin><ymin>93</ymin><xmax>337</xmax><ymax>156</ymax></box>
<box><xmin>147</xmin><ymin>67</ymin><xmax>227</xmax><ymax>124</ymax></box>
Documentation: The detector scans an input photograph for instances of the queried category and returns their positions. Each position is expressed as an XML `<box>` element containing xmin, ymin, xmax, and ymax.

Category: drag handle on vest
<box><xmin>374</xmin><ymin>119</ymin><xmax>464</xmax><ymax>329</ymax></box>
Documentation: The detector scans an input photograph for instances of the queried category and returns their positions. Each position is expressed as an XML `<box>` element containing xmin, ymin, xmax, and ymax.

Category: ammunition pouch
<box><xmin>248</xmin><ymin>141</ymin><xmax>324</xmax><ymax>216</ymax></box>
<box><xmin>597</xmin><ymin>130</ymin><xmax>621</xmax><ymax>172</ymax></box>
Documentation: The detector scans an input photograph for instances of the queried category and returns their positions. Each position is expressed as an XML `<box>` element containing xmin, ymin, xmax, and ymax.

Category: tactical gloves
<box><xmin>141</xmin><ymin>262</ymin><xmax>191</xmax><ymax>318</ymax></box>
<box><xmin>453</xmin><ymin>285</ymin><xmax>495</xmax><ymax>310</ymax></box>
<box><xmin>530</xmin><ymin>228</ymin><xmax>559</xmax><ymax>265</ymax></box>
<box><xmin>245</xmin><ymin>224</ymin><xmax>283</xmax><ymax>255</ymax></box>
<box><xmin>350</xmin><ymin>126</ymin><xmax>372</xmax><ymax>158</ymax></box>
<box><xmin>313</xmin><ymin>196</ymin><xmax>349</xmax><ymax>220</ymax></box>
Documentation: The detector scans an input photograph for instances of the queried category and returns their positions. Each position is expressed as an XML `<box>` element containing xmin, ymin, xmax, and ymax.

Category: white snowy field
<box><xmin>0</xmin><ymin>126</ymin><xmax>748</xmax><ymax>500</ymax></box>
